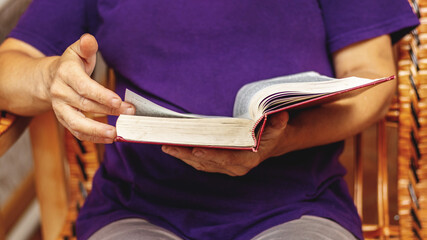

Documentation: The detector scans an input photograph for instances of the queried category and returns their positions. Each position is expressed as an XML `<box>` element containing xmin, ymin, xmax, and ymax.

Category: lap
<box><xmin>88</xmin><ymin>218</ymin><xmax>182</xmax><ymax>240</ymax></box>
<box><xmin>252</xmin><ymin>215</ymin><xmax>358</xmax><ymax>240</ymax></box>
<box><xmin>88</xmin><ymin>215</ymin><xmax>357</xmax><ymax>240</ymax></box>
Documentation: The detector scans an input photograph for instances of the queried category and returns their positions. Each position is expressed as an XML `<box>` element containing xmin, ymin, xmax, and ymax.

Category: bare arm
<box><xmin>0</xmin><ymin>38</ymin><xmax>52</xmax><ymax>115</ymax></box>
<box><xmin>162</xmin><ymin>35</ymin><xmax>396</xmax><ymax>176</ymax></box>
<box><xmin>277</xmin><ymin>34</ymin><xmax>396</xmax><ymax>154</ymax></box>
<box><xmin>0</xmin><ymin>35</ymin><xmax>135</xmax><ymax>143</ymax></box>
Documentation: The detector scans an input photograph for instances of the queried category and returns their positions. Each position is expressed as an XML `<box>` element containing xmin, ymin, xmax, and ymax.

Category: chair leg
<box><xmin>354</xmin><ymin>133</ymin><xmax>364</xmax><ymax>220</ymax></box>
<box><xmin>0</xmin><ymin>213</ymin><xmax>5</xmax><ymax>240</ymax></box>
<box><xmin>377</xmin><ymin>118</ymin><xmax>391</xmax><ymax>239</ymax></box>
<box><xmin>29</xmin><ymin>111</ymin><xmax>69</xmax><ymax>240</ymax></box>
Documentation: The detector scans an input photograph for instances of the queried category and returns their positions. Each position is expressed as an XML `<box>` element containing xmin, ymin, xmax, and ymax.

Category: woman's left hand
<box><xmin>162</xmin><ymin>111</ymin><xmax>289</xmax><ymax>176</ymax></box>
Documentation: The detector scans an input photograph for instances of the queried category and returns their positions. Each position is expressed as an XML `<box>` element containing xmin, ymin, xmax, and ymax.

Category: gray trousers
<box><xmin>89</xmin><ymin>215</ymin><xmax>358</xmax><ymax>240</ymax></box>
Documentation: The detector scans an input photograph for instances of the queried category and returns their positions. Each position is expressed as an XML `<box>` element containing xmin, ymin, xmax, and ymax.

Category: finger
<box><xmin>53</xmin><ymin>101</ymin><xmax>116</xmax><ymax>141</ymax></box>
<box><xmin>110</xmin><ymin>101</ymin><xmax>136</xmax><ymax>116</ymax></box>
<box><xmin>57</xmin><ymin>37</ymin><xmax>123</xmax><ymax>110</ymax></box>
<box><xmin>161</xmin><ymin>146</ymin><xmax>246</xmax><ymax>176</ymax></box>
<box><xmin>69</xmin><ymin>34</ymin><xmax>98</xmax><ymax>74</ymax></box>
<box><xmin>61</xmin><ymin>34</ymin><xmax>123</xmax><ymax>109</ymax></box>
<box><xmin>71</xmin><ymin>131</ymin><xmax>115</xmax><ymax>144</ymax></box>
<box><xmin>267</xmin><ymin>111</ymin><xmax>289</xmax><ymax>130</ymax></box>
<box><xmin>119</xmin><ymin>102</ymin><xmax>136</xmax><ymax>115</ymax></box>
<box><xmin>161</xmin><ymin>146</ymin><xmax>218</xmax><ymax>172</ymax></box>
<box><xmin>180</xmin><ymin>157</ymin><xmax>237</xmax><ymax>176</ymax></box>
<box><xmin>52</xmin><ymin>82</ymin><xmax>135</xmax><ymax>115</ymax></box>
<box><xmin>56</xmin><ymin>60</ymin><xmax>123</xmax><ymax>109</ymax></box>
<box><xmin>261</xmin><ymin>111</ymin><xmax>289</xmax><ymax>143</ymax></box>
<box><xmin>77</xmin><ymin>34</ymin><xmax>98</xmax><ymax>59</ymax></box>
<box><xmin>192</xmin><ymin>147</ymin><xmax>257</xmax><ymax>176</ymax></box>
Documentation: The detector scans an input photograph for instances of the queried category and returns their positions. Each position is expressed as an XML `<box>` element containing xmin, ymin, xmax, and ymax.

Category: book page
<box><xmin>248</xmin><ymin>76</ymin><xmax>380</xmax><ymax>118</ymax></box>
<box><xmin>233</xmin><ymin>72</ymin><xmax>329</xmax><ymax>119</ymax></box>
<box><xmin>125</xmin><ymin>89</ymin><xmax>199</xmax><ymax>118</ymax></box>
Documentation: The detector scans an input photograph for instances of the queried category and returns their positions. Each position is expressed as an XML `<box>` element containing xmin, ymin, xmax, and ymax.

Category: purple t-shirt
<box><xmin>10</xmin><ymin>1</ymin><xmax>418</xmax><ymax>239</ymax></box>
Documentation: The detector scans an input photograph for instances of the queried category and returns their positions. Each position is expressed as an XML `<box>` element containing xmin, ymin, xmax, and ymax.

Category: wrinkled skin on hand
<box><xmin>162</xmin><ymin>111</ymin><xmax>289</xmax><ymax>176</ymax></box>
<box><xmin>48</xmin><ymin>34</ymin><xmax>134</xmax><ymax>143</ymax></box>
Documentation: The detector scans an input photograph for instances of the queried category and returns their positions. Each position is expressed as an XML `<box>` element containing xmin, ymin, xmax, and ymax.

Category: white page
<box><xmin>124</xmin><ymin>89</ymin><xmax>198</xmax><ymax>118</ymax></box>
<box><xmin>233</xmin><ymin>72</ymin><xmax>327</xmax><ymax>119</ymax></box>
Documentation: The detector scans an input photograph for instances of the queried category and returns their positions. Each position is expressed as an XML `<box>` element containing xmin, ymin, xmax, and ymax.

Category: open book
<box><xmin>116</xmin><ymin>72</ymin><xmax>394</xmax><ymax>151</ymax></box>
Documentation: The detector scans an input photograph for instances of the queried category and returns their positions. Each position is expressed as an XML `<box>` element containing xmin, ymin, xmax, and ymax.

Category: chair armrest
<box><xmin>0</xmin><ymin>112</ymin><xmax>31</xmax><ymax>157</ymax></box>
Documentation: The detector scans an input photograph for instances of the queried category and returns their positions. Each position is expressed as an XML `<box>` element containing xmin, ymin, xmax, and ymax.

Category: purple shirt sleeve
<box><xmin>9</xmin><ymin>0</ymin><xmax>89</xmax><ymax>56</ymax></box>
<box><xmin>319</xmin><ymin>0</ymin><xmax>419</xmax><ymax>53</ymax></box>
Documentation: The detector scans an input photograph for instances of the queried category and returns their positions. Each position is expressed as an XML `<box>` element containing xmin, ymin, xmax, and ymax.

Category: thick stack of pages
<box><xmin>397</xmin><ymin>0</ymin><xmax>426</xmax><ymax>238</ymax></box>
<box><xmin>116</xmin><ymin>73</ymin><xmax>392</xmax><ymax>151</ymax></box>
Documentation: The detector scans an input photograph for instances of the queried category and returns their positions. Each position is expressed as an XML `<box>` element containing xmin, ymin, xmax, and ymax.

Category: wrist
<box><xmin>39</xmin><ymin>56</ymin><xmax>60</xmax><ymax>106</ymax></box>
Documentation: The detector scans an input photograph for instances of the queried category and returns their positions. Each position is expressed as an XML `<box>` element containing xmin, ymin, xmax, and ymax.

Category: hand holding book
<box><xmin>161</xmin><ymin>111</ymin><xmax>290</xmax><ymax>176</ymax></box>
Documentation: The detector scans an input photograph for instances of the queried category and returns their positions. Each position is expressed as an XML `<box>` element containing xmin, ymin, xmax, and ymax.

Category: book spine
<box><xmin>252</xmin><ymin>115</ymin><xmax>268</xmax><ymax>152</ymax></box>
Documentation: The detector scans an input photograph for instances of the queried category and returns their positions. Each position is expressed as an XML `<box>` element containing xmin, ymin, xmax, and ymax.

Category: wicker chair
<box><xmin>0</xmin><ymin>2</ymin><xmax>424</xmax><ymax>239</ymax></box>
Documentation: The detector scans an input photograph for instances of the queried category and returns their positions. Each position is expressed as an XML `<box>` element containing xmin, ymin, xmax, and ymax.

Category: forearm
<box><xmin>270</xmin><ymin>34</ymin><xmax>397</xmax><ymax>156</ymax></box>
<box><xmin>0</xmin><ymin>46</ymin><xmax>55</xmax><ymax>115</ymax></box>
<box><xmin>278</xmin><ymin>73</ymin><xmax>395</xmax><ymax>155</ymax></box>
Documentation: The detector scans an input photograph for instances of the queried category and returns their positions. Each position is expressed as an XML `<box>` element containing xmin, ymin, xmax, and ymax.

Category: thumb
<box><xmin>267</xmin><ymin>111</ymin><xmax>289</xmax><ymax>130</ymax></box>
<box><xmin>69</xmin><ymin>34</ymin><xmax>98</xmax><ymax>74</ymax></box>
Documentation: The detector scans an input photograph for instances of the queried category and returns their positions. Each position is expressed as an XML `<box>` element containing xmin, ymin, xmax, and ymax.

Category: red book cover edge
<box><xmin>116</xmin><ymin>75</ymin><xmax>395</xmax><ymax>152</ymax></box>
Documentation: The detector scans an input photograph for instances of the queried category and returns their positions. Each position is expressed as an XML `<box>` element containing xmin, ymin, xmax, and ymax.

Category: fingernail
<box><xmin>111</xmin><ymin>98</ymin><xmax>121</xmax><ymax>108</ymax></box>
<box><xmin>106</xmin><ymin>129</ymin><xmax>115</xmax><ymax>138</ymax></box>
<box><xmin>103</xmin><ymin>138</ymin><xmax>114</xmax><ymax>144</ymax></box>
<box><xmin>193</xmin><ymin>149</ymin><xmax>205</xmax><ymax>157</ymax></box>
<box><xmin>125</xmin><ymin>106</ymin><xmax>135</xmax><ymax>115</ymax></box>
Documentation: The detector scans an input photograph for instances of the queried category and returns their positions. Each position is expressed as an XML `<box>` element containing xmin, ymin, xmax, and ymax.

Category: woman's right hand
<box><xmin>47</xmin><ymin>34</ymin><xmax>134</xmax><ymax>143</ymax></box>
